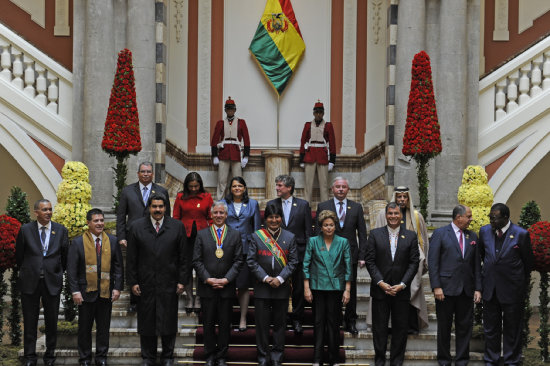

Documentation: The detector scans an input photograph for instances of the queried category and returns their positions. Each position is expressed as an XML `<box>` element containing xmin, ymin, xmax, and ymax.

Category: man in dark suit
<box><xmin>116</xmin><ymin>161</ymin><xmax>170</xmax><ymax>312</ymax></box>
<box><xmin>428</xmin><ymin>205</ymin><xmax>482</xmax><ymax>366</ymax></box>
<box><xmin>316</xmin><ymin>176</ymin><xmax>367</xmax><ymax>334</ymax></box>
<box><xmin>126</xmin><ymin>194</ymin><xmax>187</xmax><ymax>366</ymax></box>
<box><xmin>16</xmin><ymin>199</ymin><xmax>69</xmax><ymax>366</ymax></box>
<box><xmin>479</xmin><ymin>203</ymin><xmax>534</xmax><ymax>366</ymax></box>
<box><xmin>247</xmin><ymin>202</ymin><xmax>298</xmax><ymax>366</ymax></box>
<box><xmin>267</xmin><ymin>174</ymin><xmax>312</xmax><ymax>334</ymax></box>
<box><xmin>67</xmin><ymin>208</ymin><xmax>124</xmax><ymax>366</ymax></box>
<box><xmin>193</xmin><ymin>201</ymin><xmax>243</xmax><ymax>366</ymax></box>
<box><xmin>364</xmin><ymin>202</ymin><xmax>420</xmax><ymax>366</ymax></box>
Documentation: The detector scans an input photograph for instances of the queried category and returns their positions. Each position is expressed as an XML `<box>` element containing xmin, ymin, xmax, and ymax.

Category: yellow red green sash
<box><xmin>255</xmin><ymin>229</ymin><xmax>287</xmax><ymax>267</ymax></box>
<box><xmin>210</xmin><ymin>225</ymin><xmax>227</xmax><ymax>248</ymax></box>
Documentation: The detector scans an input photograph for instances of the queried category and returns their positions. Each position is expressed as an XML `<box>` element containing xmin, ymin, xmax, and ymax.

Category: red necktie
<box><xmin>95</xmin><ymin>238</ymin><xmax>101</xmax><ymax>256</ymax></box>
<box><xmin>497</xmin><ymin>229</ymin><xmax>503</xmax><ymax>238</ymax></box>
<box><xmin>459</xmin><ymin>230</ymin><xmax>464</xmax><ymax>257</ymax></box>
<box><xmin>156</xmin><ymin>221</ymin><xmax>160</xmax><ymax>233</ymax></box>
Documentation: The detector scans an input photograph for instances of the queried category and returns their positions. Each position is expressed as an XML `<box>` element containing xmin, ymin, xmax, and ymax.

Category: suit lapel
<box><xmin>498</xmin><ymin>227</ymin><xmax>514</xmax><ymax>259</ymax></box>
<box><xmin>31</xmin><ymin>222</ymin><xmax>42</xmax><ymax>252</ymax></box>
<box><xmin>447</xmin><ymin>225</ymin><xmax>463</xmax><ymax>258</ymax></box>
<box><xmin>382</xmin><ymin>228</ymin><xmax>393</xmax><ymax>263</ymax></box>
<box><xmin>46</xmin><ymin>223</ymin><xmax>57</xmax><ymax>254</ymax></box>
<box><xmin>134</xmin><ymin>183</ymin><xmax>145</xmax><ymax>208</ymax></box>
<box><xmin>287</xmin><ymin>197</ymin><xmax>297</xmax><ymax>226</ymax></box>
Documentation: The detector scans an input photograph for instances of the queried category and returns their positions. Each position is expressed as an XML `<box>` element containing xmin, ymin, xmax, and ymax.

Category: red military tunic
<box><xmin>299</xmin><ymin>120</ymin><xmax>336</xmax><ymax>165</ymax></box>
<box><xmin>210</xmin><ymin>118</ymin><xmax>250</xmax><ymax>161</ymax></box>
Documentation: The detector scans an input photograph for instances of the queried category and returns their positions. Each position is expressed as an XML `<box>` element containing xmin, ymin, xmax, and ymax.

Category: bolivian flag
<box><xmin>249</xmin><ymin>0</ymin><xmax>305</xmax><ymax>95</ymax></box>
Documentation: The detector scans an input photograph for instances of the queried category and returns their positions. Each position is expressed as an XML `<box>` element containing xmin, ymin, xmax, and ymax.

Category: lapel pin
<box><xmin>293</xmin><ymin>203</ymin><xmax>297</xmax><ymax>207</ymax></box>
<box><xmin>152</xmin><ymin>190</ymin><xmax>156</xmax><ymax>194</ymax></box>
<box><xmin>243</xmin><ymin>203</ymin><xmax>247</xmax><ymax>207</ymax></box>
<box><xmin>466</xmin><ymin>234</ymin><xmax>469</xmax><ymax>239</ymax></box>
<box><xmin>510</xmin><ymin>235</ymin><xmax>514</xmax><ymax>239</ymax></box>
<box><xmin>52</xmin><ymin>231</ymin><xmax>56</xmax><ymax>235</ymax></box>
<box><xmin>401</xmin><ymin>235</ymin><xmax>405</xmax><ymax>239</ymax></box>
<box><xmin>348</xmin><ymin>206</ymin><xmax>351</xmax><ymax>210</ymax></box>
<box><xmin>197</xmin><ymin>203</ymin><xmax>201</xmax><ymax>208</ymax></box>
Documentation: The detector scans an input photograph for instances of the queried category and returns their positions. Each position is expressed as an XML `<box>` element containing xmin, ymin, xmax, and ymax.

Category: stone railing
<box><xmin>0</xmin><ymin>22</ymin><xmax>72</xmax><ymax>125</ymax></box>
<box><xmin>479</xmin><ymin>35</ymin><xmax>550</xmax><ymax>133</ymax></box>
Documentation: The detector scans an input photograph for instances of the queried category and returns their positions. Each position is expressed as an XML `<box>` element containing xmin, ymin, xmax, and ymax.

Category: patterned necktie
<box><xmin>40</xmin><ymin>226</ymin><xmax>47</xmax><ymax>254</ymax></box>
<box><xmin>142</xmin><ymin>186</ymin><xmax>149</xmax><ymax>205</ymax></box>
<box><xmin>155</xmin><ymin>221</ymin><xmax>160</xmax><ymax>233</ymax></box>
<box><xmin>95</xmin><ymin>237</ymin><xmax>101</xmax><ymax>256</ymax></box>
<box><xmin>338</xmin><ymin>201</ymin><xmax>346</xmax><ymax>223</ymax></box>
<box><xmin>497</xmin><ymin>229</ymin><xmax>503</xmax><ymax>238</ymax></box>
<box><xmin>459</xmin><ymin>230</ymin><xmax>464</xmax><ymax>257</ymax></box>
<box><xmin>217</xmin><ymin>228</ymin><xmax>222</xmax><ymax>239</ymax></box>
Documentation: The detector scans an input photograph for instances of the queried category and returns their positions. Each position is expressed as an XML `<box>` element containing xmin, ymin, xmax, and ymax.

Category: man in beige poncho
<box><xmin>368</xmin><ymin>186</ymin><xmax>429</xmax><ymax>334</ymax></box>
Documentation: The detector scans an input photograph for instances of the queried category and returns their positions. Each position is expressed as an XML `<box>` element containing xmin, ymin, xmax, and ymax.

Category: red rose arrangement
<box><xmin>402</xmin><ymin>50</ymin><xmax>442</xmax><ymax>157</ymax></box>
<box><xmin>529</xmin><ymin>221</ymin><xmax>550</xmax><ymax>272</ymax></box>
<box><xmin>0</xmin><ymin>215</ymin><xmax>20</xmax><ymax>271</ymax></box>
<box><xmin>101</xmin><ymin>48</ymin><xmax>142</xmax><ymax>157</ymax></box>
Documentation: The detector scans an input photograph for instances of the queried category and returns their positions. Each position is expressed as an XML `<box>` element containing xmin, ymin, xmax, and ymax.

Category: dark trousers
<box><xmin>255</xmin><ymin>298</ymin><xmax>287</xmax><ymax>364</ymax></box>
<box><xmin>77</xmin><ymin>296</ymin><xmax>113</xmax><ymax>363</ymax></box>
<box><xmin>291</xmin><ymin>261</ymin><xmax>305</xmax><ymax>321</ymax></box>
<box><xmin>201</xmin><ymin>295</ymin><xmax>233</xmax><ymax>360</ymax></box>
<box><xmin>435</xmin><ymin>293</ymin><xmax>473</xmax><ymax>366</ymax></box>
<box><xmin>344</xmin><ymin>263</ymin><xmax>358</xmax><ymax>323</ymax></box>
<box><xmin>372</xmin><ymin>296</ymin><xmax>409</xmax><ymax>366</ymax></box>
<box><xmin>140</xmin><ymin>334</ymin><xmax>176</xmax><ymax>364</ymax></box>
<box><xmin>312</xmin><ymin>290</ymin><xmax>342</xmax><ymax>365</ymax></box>
<box><xmin>483</xmin><ymin>294</ymin><xmax>524</xmax><ymax>366</ymax></box>
<box><xmin>21</xmin><ymin>278</ymin><xmax>60</xmax><ymax>364</ymax></box>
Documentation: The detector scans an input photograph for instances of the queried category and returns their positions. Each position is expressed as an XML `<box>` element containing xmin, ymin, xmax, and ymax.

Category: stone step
<box><xmin>110</xmin><ymin>309</ymin><xmax>199</xmax><ymax>328</ymax></box>
<box><xmin>343</xmin><ymin>330</ymin><xmax>484</xmax><ymax>353</ymax></box>
<box><xmin>354</xmin><ymin>311</ymin><xmax>438</xmax><ymax>332</ymax></box>
<box><xmin>345</xmin><ymin>349</ymin><xmax>485</xmax><ymax>366</ymax></box>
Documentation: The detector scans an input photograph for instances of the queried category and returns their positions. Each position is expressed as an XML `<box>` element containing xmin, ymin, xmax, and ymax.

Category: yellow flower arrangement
<box><xmin>457</xmin><ymin>165</ymin><xmax>494</xmax><ymax>234</ymax></box>
<box><xmin>53</xmin><ymin>161</ymin><xmax>92</xmax><ymax>239</ymax></box>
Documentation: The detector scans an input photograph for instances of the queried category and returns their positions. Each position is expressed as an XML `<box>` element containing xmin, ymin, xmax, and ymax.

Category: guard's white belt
<box><xmin>307</xmin><ymin>143</ymin><xmax>327</xmax><ymax>148</ymax></box>
<box><xmin>217</xmin><ymin>140</ymin><xmax>241</xmax><ymax>149</ymax></box>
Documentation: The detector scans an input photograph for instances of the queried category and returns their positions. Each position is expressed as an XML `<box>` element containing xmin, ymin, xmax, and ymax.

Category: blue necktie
<box><xmin>217</xmin><ymin>228</ymin><xmax>222</xmax><ymax>239</ymax></box>
<box><xmin>142</xmin><ymin>186</ymin><xmax>149</xmax><ymax>205</ymax></box>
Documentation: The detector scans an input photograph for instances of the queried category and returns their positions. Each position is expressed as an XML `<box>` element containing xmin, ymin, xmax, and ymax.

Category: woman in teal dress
<box><xmin>303</xmin><ymin>210</ymin><xmax>351</xmax><ymax>366</ymax></box>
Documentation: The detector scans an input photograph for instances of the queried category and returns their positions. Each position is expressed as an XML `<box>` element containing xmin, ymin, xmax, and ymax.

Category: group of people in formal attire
<box><xmin>14</xmin><ymin>155</ymin><xmax>534</xmax><ymax>366</ymax></box>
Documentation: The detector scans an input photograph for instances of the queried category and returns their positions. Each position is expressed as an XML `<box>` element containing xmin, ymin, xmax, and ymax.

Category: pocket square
<box><xmin>470</xmin><ymin>241</ymin><xmax>476</xmax><ymax>246</ymax></box>
<box><xmin>513</xmin><ymin>245</ymin><xmax>519</xmax><ymax>249</ymax></box>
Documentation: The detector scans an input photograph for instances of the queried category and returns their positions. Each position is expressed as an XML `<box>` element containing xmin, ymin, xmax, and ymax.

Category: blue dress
<box><xmin>223</xmin><ymin>198</ymin><xmax>261</xmax><ymax>288</ymax></box>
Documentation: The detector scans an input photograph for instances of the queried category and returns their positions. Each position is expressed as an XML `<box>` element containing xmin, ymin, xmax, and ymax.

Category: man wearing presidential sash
<box><xmin>247</xmin><ymin>203</ymin><xmax>298</xmax><ymax>366</ymax></box>
<box><xmin>193</xmin><ymin>201</ymin><xmax>243</xmax><ymax>366</ymax></box>
<box><xmin>67</xmin><ymin>208</ymin><xmax>123</xmax><ymax>366</ymax></box>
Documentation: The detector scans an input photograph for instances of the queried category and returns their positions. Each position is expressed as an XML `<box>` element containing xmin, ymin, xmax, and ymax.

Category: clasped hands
<box><xmin>205</xmin><ymin>278</ymin><xmax>229</xmax><ymax>289</ymax></box>
<box><xmin>378</xmin><ymin>281</ymin><xmax>404</xmax><ymax>296</ymax></box>
<box><xmin>131</xmin><ymin>284</ymin><xmax>185</xmax><ymax>296</ymax></box>
<box><xmin>264</xmin><ymin>276</ymin><xmax>281</xmax><ymax>288</ymax></box>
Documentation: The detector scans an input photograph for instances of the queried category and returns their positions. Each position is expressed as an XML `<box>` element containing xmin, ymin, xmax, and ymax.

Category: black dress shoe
<box><xmin>25</xmin><ymin>362</ymin><xmax>37</xmax><ymax>366</ymax></box>
<box><xmin>44</xmin><ymin>361</ymin><xmax>56</xmax><ymax>366</ymax></box>
<box><xmin>205</xmin><ymin>358</ymin><xmax>216</xmax><ymax>366</ymax></box>
<box><xmin>79</xmin><ymin>362</ymin><xmax>91</xmax><ymax>366</ymax></box>
<box><xmin>95</xmin><ymin>360</ymin><xmax>107</xmax><ymax>366</ymax></box>
<box><xmin>161</xmin><ymin>359</ymin><xmax>174</xmax><ymax>366</ymax></box>
<box><xmin>194</xmin><ymin>307</ymin><xmax>201</xmax><ymax>314</ymax></box>
<box><xmin>217</xmin><ymin>359</ymin><xmax>228</xmax><ymax>366</ymax></box>
<box><xmin>345</xmin><ymin>322</ymin><xmax>358</xmax><ymax>335</ymax></box>
<box><xmin>293</xmin><ymin>320</ymin><xmax>303</xmax><ymax>335</ymax></box>
<box><xmin>128</xmin><ymin>304</ymin><xmax>137</xmax><ymax>312</ymax></box>
<box><xmin>185</xmin><ymin>307</ymin><xmax>193</xmax><ymax>315</ymax></box>
<box><xmin>272</xmin><ymin>361</ymin><xmax>283</xmax><ymax>366</ymax></box>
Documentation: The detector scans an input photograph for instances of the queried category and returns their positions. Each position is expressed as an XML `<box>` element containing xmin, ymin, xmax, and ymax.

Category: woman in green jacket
<box><xmin>304</xmin><ymin>210</ymin><xmax>352</xmax><ymax>366</ymax></box>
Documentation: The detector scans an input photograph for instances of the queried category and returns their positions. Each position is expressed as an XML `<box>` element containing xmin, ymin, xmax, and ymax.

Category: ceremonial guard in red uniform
<box><xmin>299</xmin><ymin>101</ymin><xmax>336</xmax><ymax>203</ymax></box>
<box><xmin>211</xmin><ymin>97</ymin><xmax>251</xmax><ymax>199</ymax></box>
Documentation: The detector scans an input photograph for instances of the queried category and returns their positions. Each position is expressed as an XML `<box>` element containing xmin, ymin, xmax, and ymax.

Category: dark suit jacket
<box><xmin>15</xmin><ymin>221</ymin><xmax>69</xmax><ymax>296</ymax></box>
<box><xmin>224</xmin><ymin>198</ymin><xmax>261</xmax><ymax>254</ymax></box>
<box><xmin>317</xmin><ymin>199</ymin><xmax>367</xmax><ymax>263</ymax></box>
<box><xmin>193</xmin><ymin>225</ymin><xmax>243</xmax><ymax>298</ymax></box>
<box><xmin>365</xmin><ymin>226</ymin><xmax>419</xmax><ymax>301</ymax></box>
<box><xmin>116</xmin><ymin>182</ymin><xmax>170</xmax><ymax>242</ymax></box>
<box><xmin>126</xmin><ymin>216</ymin><xmax>187</xmax><ymax>335</ymax></box>
<box><xmin>247</xmin><ymin>229</ymin><xmax>298</xmax><ymax>299</ymax></box>
<box><xmin>67</xmin><ymin>233</ymin><xmax>124</xmax><ymax>302</ymax></box>
<box><xmin>428</xmin><ymin>224</ymin><xmax>481</xmax><ymax>297</ymax></box>
<box><xmin>479</xmin><ymin>222</ymin><xmax>534</xmax><ymax>304</ymax></box>
<box><xmin>267</xmin><ymin>197</ymin><xmax>313</xmax><ymax>260</ymax></box>
<box><xmin>303</xmin><ymin>235</ymin><xmax>352</xmax><ymax>291</ymax></box>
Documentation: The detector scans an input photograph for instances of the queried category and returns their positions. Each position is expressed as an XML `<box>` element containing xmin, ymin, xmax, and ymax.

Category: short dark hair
<box><xmin>385</xmin><ymin>201</ymin><xmax>400</xmax><ymax>213</ymax></box>
<box><xmin>264</xmin><ymin>202</ymin><xmax>283</xmax><ymax>221</ymax></box>
<box><xmin>225</xmin><ymin>176</ymin><xmax>250</xmax><ymax>203</ymax></box>
<box><xmin>34</xmin><ymin>199</ymin><xmax>51</xmax><ymax>210</ymax></box>
<box><xmin>138</xmin><ymin>162</ymin><xmax>153</xmax><ymax>173</ymax></box>
<box><xmin>318</xmin><ymin>210</ymin><xmax>338</xmax><ymax>227</ymax></box>
<box><xmin>491</xmin><ymin>203</ymin><xmax>510</xmax><ymax>219</ymax></box>
<box><xmin>452</xmin><ymin>204</ymin><xmax>468</xmax><ymax>220</ymax></box>
<box><xmin>147</xmin><ymin>193</ymin><xmax>168</xmax><ymax>208</ymax></box>
<box><xmin>182</xmin><ymin>172</ymin><xmax>206</xmax><ymax>197</ymax></box>
<box><xmin>275</xmin><ymin>174</ymin><xmax>295</xmax><ymax>195</ymax></box>
<box><xmin>86</xmin><ymin>208</ymin><xmax>104</xmax><ymax>221</ymax></box>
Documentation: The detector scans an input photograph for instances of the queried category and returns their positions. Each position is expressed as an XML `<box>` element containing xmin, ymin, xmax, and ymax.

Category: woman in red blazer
<box><xmin>173</xmin><ymin>172</ymin><xmax>213</xmax><ymax>314</ymax></box>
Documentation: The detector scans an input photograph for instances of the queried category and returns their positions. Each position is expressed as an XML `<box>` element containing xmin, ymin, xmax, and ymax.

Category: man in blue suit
<box><xmin>428</xmin><ymin>205</ymin><xmax>481</xmax><ymax>366</ymax></box>
<box><xmin>479</xmin><ymin>203</ymin><xmax>533</xmax><ymax>366</ymax></box>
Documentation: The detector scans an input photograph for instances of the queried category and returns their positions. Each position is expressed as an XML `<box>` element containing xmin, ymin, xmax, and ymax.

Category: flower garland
<box><xmin>402</xmin><ymin>51</ymin><xmax>442</xmax><ymax>220</ymax></box>
<box><xmin>457</xmin><ymin>165</ymin><xmax>493</xmax><ymax>234</ymax></box>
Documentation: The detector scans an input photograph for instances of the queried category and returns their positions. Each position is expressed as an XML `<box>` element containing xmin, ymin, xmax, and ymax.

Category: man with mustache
<box><xmin>126</xmin><ymin>194</ymin><xmax>187</xmax><ymax>366</ymax></box>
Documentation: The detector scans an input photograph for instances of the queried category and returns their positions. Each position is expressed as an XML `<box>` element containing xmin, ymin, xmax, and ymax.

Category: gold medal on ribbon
<box><xmin>215</xmin><ymin>248</ymin><xmax>224</xmax><ymax>258</ymax></box>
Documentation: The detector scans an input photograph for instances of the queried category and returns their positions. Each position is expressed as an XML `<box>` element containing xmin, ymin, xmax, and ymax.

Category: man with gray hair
<box><xmin>116</xmin><ymin>161</ymin><xmax>170</xmax><ymax>312</ymax></box>
<box><xmin>267</xmin><ymin>174</ymin><xmax>313</xmax><ymax>334</ymax></box>
<box><xmin>428</xmin><ymin>204</ymin><xmax>481</xmax><ymax>366</ymax></box>
<box><xmin>193</xmin><ymin>201</ymin><xmax>243</xmax><ymax>366</ymax></box>
<box><xmin>317</xmin><ymin>176</ymin><xmax>367</xmax><ymax>335</ymax></box>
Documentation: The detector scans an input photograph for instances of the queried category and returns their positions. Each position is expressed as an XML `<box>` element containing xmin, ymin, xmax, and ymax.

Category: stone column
<box><xmin>127</xmin><ymin>0</ymin><xmax>157</xmax><ymax>179</ymax></box>
<box><xmin>262</xmin><ymin>150</ymin><xmax>294</xmax><ymax>201</ymax></box>
<box><xmin>82</xmin><ymin>0</ymin><xmax>116</xmax><ymax>210</ymax></box>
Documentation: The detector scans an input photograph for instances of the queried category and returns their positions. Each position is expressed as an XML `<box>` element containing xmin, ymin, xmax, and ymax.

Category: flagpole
<box><xmin>277</xmin><ymin>95</ymin><xmax>280</xmax><ymax>149</ymax></box>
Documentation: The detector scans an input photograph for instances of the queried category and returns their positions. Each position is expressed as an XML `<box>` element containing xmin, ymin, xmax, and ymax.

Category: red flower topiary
<box><xmin>101</xmin><ymin>48</ymin><xmax>142</xmax><ymax>158</ymax></box>
<box><xmin>402</xmin><ymin>50</ymin><xmax>442</xmax><ymax>158</ymax></box>
<box><xmin>0</xmin><ymin>215</ymin><xmax>20</xmax><ymax>271</ymax></box>
<box><xmin>529</xmin><ymin>221</ymin><xmax>550</xmax><ymax>272</ymax></box>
